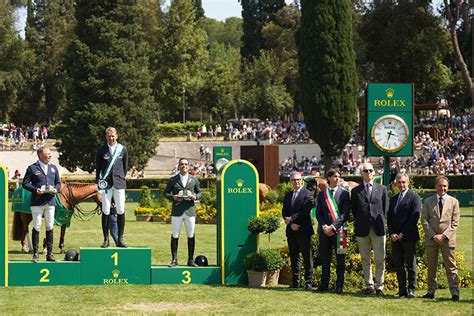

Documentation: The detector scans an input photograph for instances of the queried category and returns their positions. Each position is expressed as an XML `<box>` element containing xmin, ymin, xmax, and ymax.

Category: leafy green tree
<box><xmin>240</xmin><ymin>0</ymin><xmax>285</xmax><ymax>60</ymax></box>
<box><xmin>359</xmin><ymin>1</ymin><xmax>453</xmax><ymax>103</ymax></box>
<box><xmin>201</xmin><ymin>17</ymin><xmax>243</xmax><ymax>49</ymax></box>
<box><xmin>242</xmin><ymin>51</ymin><xmax>292</xmax><ymax>118</ymax></box>
<box><xmin>19</xmin><ymin>0</ymin><xmax>75</xmax><ymax>125</ymax></box>
<box><xmin>152</xmin><ymin>0</ymin><xmax>208</xmax><ymax>122</ymax></box>
<box><xmin>58</xmin><ymin>0</ymin><xmax>157</xmax><ymax>172</ymax></box>
<box><xmin>262</xmin><ymin>4</ymin><xmax>300</xmax><ymax>116</ymax></box>
<box><xmin>298</xmin><ymin>0</ymin><xmax>358</xmax><ymax>171</ymax></box>
<box><xmin>0</xmin><ymin>2</ymin><xmax>32</xmax><ymax>122</ymax></box>
<box><xmin>192</xmin><ymin>0</ymin><xmax>205</xmax><ymax>20</ymax></box>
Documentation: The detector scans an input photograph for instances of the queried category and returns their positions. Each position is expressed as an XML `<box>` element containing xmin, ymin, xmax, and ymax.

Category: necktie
<box><xmin>438</xmin><ymin>197</ymin><xmax>443</xmax><ymax>216</ymax></box>
<box><xmin>291</xmin><ymin>191</ymin><xmax>298</xmax><ymax>206</ymax></box>
<box><xmin>395</xmin><ymin>193</ymin><xmax>404</xmax><ymax>213</ymax></box>
<box><xmin>366</xmin><ymin>183</ymin><xmax>372</xmax><ymax>200</ymax></box>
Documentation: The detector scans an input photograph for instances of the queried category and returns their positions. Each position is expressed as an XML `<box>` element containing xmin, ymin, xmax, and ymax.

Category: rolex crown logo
<box><xmin>386</xmin><ymin>88</ymin><xmax>394</xmax><ymax>99</ymax></box>
<box><xmin>236</xmin><ymin>179</ymin><xmax>244</xmax><ymax>187</ymax></box>
<box><xmin>112</xmin><ymin>269</ymin><xmax>120</xmax><ymax>278</ymax></box>
<box><xmin>221</xmin><ymin>148</ymin><xmax>225</xmax><ymax>153</ymax></box>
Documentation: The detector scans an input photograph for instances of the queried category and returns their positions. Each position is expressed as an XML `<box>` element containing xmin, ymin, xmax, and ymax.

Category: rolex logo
<box><xmin>386</xmin><ymin>88</ymin><xmax>394</xmax><ymax>99</ymax></box>
<box><xmin>221</xmin><ymin>148</ymin><xmax>225</xmax><ymax>153</ymax></box>
<box><xmin>112</xmin><ymin>269</ymin><xmax>120</xmax><ymax>278</ymax></box>
<box><xmin>236</xmin><ymin>179</ymin><xmax>244</xmax><ymax>187</ymax></box>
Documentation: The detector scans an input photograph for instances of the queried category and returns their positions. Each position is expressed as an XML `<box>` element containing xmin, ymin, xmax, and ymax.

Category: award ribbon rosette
<box><xmin>98</xmin><ymin>144</ymin><xmax>123</xmax><ymax>192</ymax></box>
<box><xmin>322</xmin><ymin>188</ymin><xmax>348</xmax><ymax>255</ymax></box>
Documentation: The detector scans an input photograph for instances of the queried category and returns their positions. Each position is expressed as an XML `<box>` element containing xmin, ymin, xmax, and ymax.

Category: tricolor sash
<box><xmin>322</xmin><ymin>188</ymin><xmax>348</xmax><ymax>255</ymax></box>
<box><xmin>99</xmin><ymin>143</ymin><xmax>123</xmax><ymax>192</ymax></box>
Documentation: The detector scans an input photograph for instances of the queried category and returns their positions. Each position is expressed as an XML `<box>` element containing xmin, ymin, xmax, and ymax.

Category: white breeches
<box><xmin>101</xmin><ymin>187</ymin><xmax>125</xmax><ymax>215</ymax></box>
<box><xmin>31</xmin><ymin>205</ymin><xmax>55</xmax><ymax>231</ymax></box>
<box><xmin>171</xmin><ymin>214</ymin><xmax>195</xmax><ymax>238</ymax></box>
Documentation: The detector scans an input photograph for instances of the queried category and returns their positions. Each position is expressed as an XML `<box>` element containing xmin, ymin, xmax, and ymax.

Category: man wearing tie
<box><xmin>316</xmin><ymin>169</ymin><xmax>350</xmax><ymax>294</ymax></box>
<box><xmin>350</xmin><ymin>162</ymin><xmax>389</xmax><ymax>296</ymax></box>
<box><xmin>282</xmin><ymin>171</ymin><xmax>314</xmax><ymax>290</ymax></box>
<box><xmin>23</xmin><ymin>147</ymin><xmax>61</xmax><ymax>262</ymax></box>
<box><xmin>421</xmin><ymin>176</ymin><xmax>460</xmax><ymax>301</ymax></box>
<box><xmin>388</xmin><ymin>173</ymin><xmax>421</xmax><ymax>298</ymax></box>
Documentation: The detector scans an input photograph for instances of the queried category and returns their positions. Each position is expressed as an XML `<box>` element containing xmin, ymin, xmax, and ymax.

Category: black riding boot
<box><xmin>32</xmin><ymin>228</ymin><xmax>39</xmax><ymax>263</ymax></box>
<box><xmin>117</xmin><ymin>214</ymin><xmax>127</xmax><ymax>248</ymax></box>
<box><xmin>169</xmin><ymin>236</ymin><xmax>179</xmax><ymax>267</ymax></box>
<box><xmin>101</xmin><ymin>214</ymin><xmax>110</xmax><ymax>248</ymax></box>
<box><xmin>46</xmin><ymin>229</ymin><xmax>56</xmax><ymax>262</ymax></box>
<box><xmin>187</xmin><ymin>236</ymin><xmax>198</xmax><ymax>267</ymax></box>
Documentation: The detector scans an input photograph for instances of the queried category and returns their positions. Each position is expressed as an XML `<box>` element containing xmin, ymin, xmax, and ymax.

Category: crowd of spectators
<box><xmin>0</xmin><ymin>124</ymin><xmax>50</xmax><ymax>151</ymax></box>
<box><xmin>196</xmin><ymin>120</ymin><xmax>311</xmax><ymax>144</ymax></box>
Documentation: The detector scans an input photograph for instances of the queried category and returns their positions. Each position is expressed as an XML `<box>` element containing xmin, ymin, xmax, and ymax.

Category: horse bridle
<box><xmin>59</xmin><ymin>183</ymin><xmax>101</xmax><ymax>221</ymax></box>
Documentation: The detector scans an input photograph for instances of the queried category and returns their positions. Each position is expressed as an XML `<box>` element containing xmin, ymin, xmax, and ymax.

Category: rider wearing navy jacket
<box><xmin>23</xmin><ymin>146</ymin><xmax>61</xmax><ymax>263</ymax></box>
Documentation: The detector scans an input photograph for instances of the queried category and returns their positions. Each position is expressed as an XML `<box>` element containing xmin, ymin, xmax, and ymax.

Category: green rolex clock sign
<box><xmin>366</xmin><ymin>83</ymin><xmax>414</xmax><ymax>157</ymax></box>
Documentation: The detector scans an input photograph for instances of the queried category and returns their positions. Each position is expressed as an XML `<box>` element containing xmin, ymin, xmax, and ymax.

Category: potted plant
<box><xmin>245</xmin><ymin>249</ymin><xmax>285</xmax><ymax>287</ymax></box>
<box><xmin>134</xmin><ymin>207</ymin><xmax>153</xmax><ymax>222</ymax></box>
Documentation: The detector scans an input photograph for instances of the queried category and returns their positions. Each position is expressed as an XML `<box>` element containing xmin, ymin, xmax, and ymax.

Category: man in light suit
<box><xmin>388</xmin><ymin>173</ymin><xmax>421</xmax><ymax>298</ymax></box>
<box><xmin>23</xmin><ymin>147</ymin><xmax>61</xmax><ymax>262</ymax></box>
<box><xmin>96</xmin><ymin>127</ymin><xmax>129</xmax><ymax>248</ymax></box>
<box><xmin>282</xmin><ymin>171</ymin><xmax>314</xmax><ymax>290</ymax></box>
<box><xmin>316</xmin><ymin>169</ymin><xmax>350</xmax><ymax>294</ymax></box>
<box><xmin>421</xmin><ymin>176</ymin><xmax>460</xmax><ymax>301</ymax></box>
<box><xmin>350</xmin><ymin>162</ymin><xmax>389</xmax><ymax>296</ymax></box>
<box><xmin>164</xmin><ymin>158</ymin><xmax>202</xmax><ymax>267</ymax></box>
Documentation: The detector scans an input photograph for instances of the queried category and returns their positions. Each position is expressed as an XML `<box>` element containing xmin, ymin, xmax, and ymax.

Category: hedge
<box><xmin>156</xmin><ymin>121</ymin><xmax>220</xmax><ymax>137</ymax></box>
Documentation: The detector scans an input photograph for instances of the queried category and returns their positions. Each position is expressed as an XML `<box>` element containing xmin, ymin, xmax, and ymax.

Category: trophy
<box><xmin>41</xmin><ymin>185</ymin><xmax>56</xmax><ymax>194</ymax></box>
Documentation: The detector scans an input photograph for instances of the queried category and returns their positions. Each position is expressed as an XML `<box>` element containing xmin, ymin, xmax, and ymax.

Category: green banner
<box><xmin>366</xmin><ymin>83</ymin><xmax>414</xmax><ymax>157</ymax></box>
<box><xmin>0</xmin><ymin>164</ymin><xmax>6</xmax><ymax>287</ymax></box>
<box><xmin>218</xmin><ymin>160</ymin><xmax>258</xmax><ymax>285</ymax></box>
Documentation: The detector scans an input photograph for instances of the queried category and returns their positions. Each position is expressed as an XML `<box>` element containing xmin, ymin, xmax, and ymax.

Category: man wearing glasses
<box><xmin>282</xmin><ymin>171</ymin><xmax>315</xmax><ymax>290</ymax></box>
<box><xmin>350</xmin><ymin>162</ymin><xmax>389</xmax><ymax>296</ymax></box>
<box><xmin>164</xmin><ymin>158</ymin><xmax>202</xmax><ymax>267</ymax></box>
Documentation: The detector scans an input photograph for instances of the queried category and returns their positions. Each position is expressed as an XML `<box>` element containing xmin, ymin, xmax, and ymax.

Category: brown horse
<box><xmin>12</xmin><ymin>182</ymin><xmax>101</xmax><ymax>254</ymax></box>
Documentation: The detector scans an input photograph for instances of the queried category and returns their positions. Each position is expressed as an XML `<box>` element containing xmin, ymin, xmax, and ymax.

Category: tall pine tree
<box><xmin>298</xmin><ymin>0</ymin><xmax>358</xmax><ymax>172</ymax></box>
<box><xmin>58</xmin><ymin>0</ymin><xmax>157</xmax><ymax>172</ymax></box>
<box><xmin>240</xmin><ymin>0</ymin><xmax>285</xmax><ymax>60</ymax></box>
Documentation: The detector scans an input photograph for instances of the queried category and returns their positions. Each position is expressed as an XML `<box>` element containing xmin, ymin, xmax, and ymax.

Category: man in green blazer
<box><xmin>164</xmin><ymin>158</ymin><xmax>202</xmax><ymax>267</ymax></box>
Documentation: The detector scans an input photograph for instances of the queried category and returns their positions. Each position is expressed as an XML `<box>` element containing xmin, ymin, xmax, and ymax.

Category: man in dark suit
<box><xmin>23</xmin><ymin>146</ymin><xmax>61</xmax><ymax>262</ymax></box>
<box><xmin>164</xmin><ymin>158</ymin><xmax>202</xmax><ymax>267</ymax></box>
<box><xmin>351</xmin><ymin>162</ymin><xmax>389</xmax><ymax>296</ymax></box>
<box><xmin>316</xmin><ymin>169</ymin><xmax>350</xmax><ymax>294</ymax></box>
<box><xmin>421</xmin><ymin>176</ymin><xmax>460</xmax><ymax>301</ymax></box>
<box><xmin>388</xmin><ymin>173</ymin><xmax>421</xmax><ymax>298</ymax></box>
<box><xmin>96</xmin><ymin>127</ymin><xmax>129</xmax><ymax>248</ymax></box>
<box><xmin>282</xmin><ymin>171</ymin><xmax>314</xmax><ymax>290</ymax></box>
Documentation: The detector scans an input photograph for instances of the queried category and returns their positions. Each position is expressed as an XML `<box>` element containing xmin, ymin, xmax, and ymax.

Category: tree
<box><xmin>240</xmin><ymin>0</ymin><xmax>285</xmax><ymax>60</ymax></box>
<box><xmin>358</xmin><ymin>1</ymin><xmax>453</xmax><ymax>103</ymax></box>
<box><xmin>58</xmin><ymin>0</ymin><xmax>157</xmax><ymax>172</ymax></box>
<box><xmin>443</xmin><ymin>0</ymin><xmax>473</xmax><ymax>107</ymax></box>
<box><xmin>262</xmin><ymin>4</ymin><xmax>300</xmax><ymax>117</ymax></box>
<box><xmin>241</xmin><ymin>51</ymin><xmax>292</xmax><ymax>118</ymax></box>
<box><xmin>151</xmin><ymin>0</ymin><xmax>208</xmax><ymax>122</ymax></box>
<box><xmin>298</xmin><ymin>0</ymin><xmax>358</xmax><ymax>172</ymax></box>
<box><xmin>0</xmin><ymin>2</ymin><xmax>31</xmax><ymax>122</ymax></box>
<box><xmin>201</xmin><ymin>17</ymin><xmax>243</xmax><ymax>49</ymax></box>
<box><xmin>19</xmin><ymin>0</ymin><xmax>75</xmax><ymax>125</ymax></box>
<box><xmin>192</xmin><ymin>0</ymin><xmax>205</xmax><ymax>20</ymax></box>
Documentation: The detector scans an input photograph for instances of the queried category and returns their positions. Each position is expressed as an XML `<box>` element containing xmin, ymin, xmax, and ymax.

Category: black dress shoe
<box><xmin>422</xmin><ymin>292</ymin><xmax>435</xmax><ymax>299</ymax></box>
<box><xmin>407</xmin><ymin>290</ymin><xmax>415</xmax><ymax>298</ymax></box>
<box><xmin>168</xmin><ymin>259</ymin><xmax>178</xmax><ymax>267</ymax></box>
<box><xmin>451</xmin><ymin>295</ymin><xmax>459</xmax><ymax>302</ymax></box>
<box><xmin>364</xmin><ymin>288</ymin><xmax>375</xmax><ymax>296</ymax></box>
<box><xmin>46</xmin><ymin>254</ymin><xmax>56</xmax><ymax>262</ymax></box>
<box><xmin>187</xmin><ymin>259</ymin><xmax>198</xmax><ymax>267</ymax></box>
<box><xmin>394</xmin><ymin>292</ymin><xmax>407</xmax><ymax>298</ymax></box>
<box><xmin>376</xmin><ymin>289</ymin><xmax>384</xmax><ymax>297</ymax></box>
<box><xmin>32</xmin><ymin>253</ymin><xmax>39</xmax><ymax>263</ymax></box>
<box><xmin>335</xmin><ymin>287</ymin><xmax>343</xmax><ymax>294</ymax></box>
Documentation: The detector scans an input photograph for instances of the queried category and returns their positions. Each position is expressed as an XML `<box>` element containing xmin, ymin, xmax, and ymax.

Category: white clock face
<box><xmin>371</xmin><ymin>115</ymin><xmax>409</xmax><ymax>153</ymax></box>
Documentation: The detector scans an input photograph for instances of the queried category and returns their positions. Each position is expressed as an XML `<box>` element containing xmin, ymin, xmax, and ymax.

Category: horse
<box><xmin>258</xmin><ymin>183</ymin><xmax>272</xmax><ymax>203</ymax></box>
<box><xmin>304</xmin><ymin>176</ymin><xmax>359</xmax><ymax>199</ymax></box>
<box><xmin>12</xmin><ymin>182</ymin><xmax>102</xmax><ymax>254</ymax></box>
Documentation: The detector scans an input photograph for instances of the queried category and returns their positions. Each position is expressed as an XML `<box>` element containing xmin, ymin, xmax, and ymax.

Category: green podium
<box><xmin>80</xmin><ymin>247</ymin><xmax>151</xmax><ymax>285</ymax></box>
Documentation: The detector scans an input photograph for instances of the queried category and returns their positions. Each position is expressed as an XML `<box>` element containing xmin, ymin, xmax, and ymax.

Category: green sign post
<box><xmin>213</xmin><ymin>146</ymin><xmax>232</xmax><ymax>173</ymax></box>
<box><xmin>0</xmin><ymin>164</ymin><xmax>7</xmax><ymax>287</ymax></box>
<box><xmin>366</xmin><ymin>83</ymin><xmax>414</xmax><ymax>185</ymax></box>
<box><xmin>218</xmin><ymin>160</ymin><xmax>258</xmax><ymax>285</ymax></box>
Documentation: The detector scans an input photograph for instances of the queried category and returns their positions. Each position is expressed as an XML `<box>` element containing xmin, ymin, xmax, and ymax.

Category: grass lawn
<box><xmin>2</xmin><ymin>203</ymin><xmax>473</xmax><ymax>314</ymax></box>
